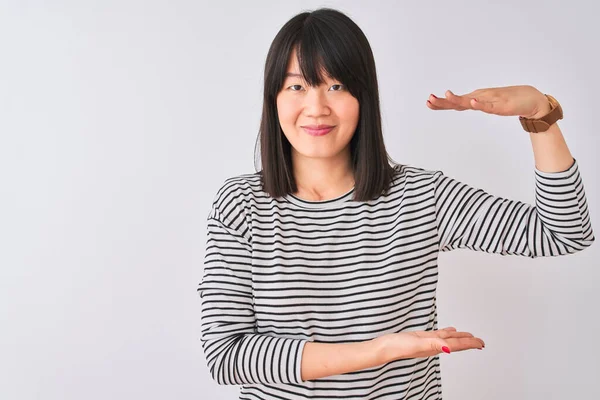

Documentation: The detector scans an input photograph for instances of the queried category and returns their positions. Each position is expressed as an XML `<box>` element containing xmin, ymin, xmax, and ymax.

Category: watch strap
<box><xmin>519</xmin><ymin>94</ymin><xmax>563</xmax><ymax>133</ymax></box>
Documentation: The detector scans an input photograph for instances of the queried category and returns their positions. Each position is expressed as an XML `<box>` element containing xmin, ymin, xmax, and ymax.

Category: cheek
<box><xmin>345</xmin><ymin>99</ymin><xmax>360</xmax><ymax>121</ymax></box>
<box><xmin>276</xmin><ymin>99</ymin><xmax>296</xmax><ymax>125</ymax></box>
<box><xmin>336</xmin><ymin>98</ymin><xmax>360</xmax><ymax>127</ymax></box>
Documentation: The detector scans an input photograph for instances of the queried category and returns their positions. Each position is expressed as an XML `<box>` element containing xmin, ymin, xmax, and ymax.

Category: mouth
<box><xmin>301</xmin><ymin>125</ymin><xmax>335</xmax><ymax>136</ymax></box>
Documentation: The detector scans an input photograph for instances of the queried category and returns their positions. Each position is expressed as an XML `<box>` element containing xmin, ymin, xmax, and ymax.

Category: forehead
<box><xmin>285</xmin><ymin>48</ymin><xmax>301</xmax><ymax>72</ymax></box>
<box><xmin>284</xmin><ymin>47</ymin><xmax>333</xmax><ymax>81</ymax></box>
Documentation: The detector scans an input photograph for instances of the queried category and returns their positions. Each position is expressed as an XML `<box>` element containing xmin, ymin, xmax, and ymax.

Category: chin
<box><xmin>294</xmin><ymin>146</ymin><xmax>345</xmax><ymax>159</ymax></box>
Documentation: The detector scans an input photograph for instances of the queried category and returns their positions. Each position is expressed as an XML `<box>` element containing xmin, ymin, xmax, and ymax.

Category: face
<box><xmin>276</xmin><ymin>49</ymin><xmax>360</xmax><ymax>161</ymax></box>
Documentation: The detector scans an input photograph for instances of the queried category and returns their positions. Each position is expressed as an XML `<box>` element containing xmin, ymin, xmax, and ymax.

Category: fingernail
<box><xmin>442</xmin><ymin>346</ymin><xmax>451</xmax><ymax>354</ymax></box>
<box><xmin>431</xmin><ymin>94</ymin><xmax>437</xmax><ymax>99</ymax></box>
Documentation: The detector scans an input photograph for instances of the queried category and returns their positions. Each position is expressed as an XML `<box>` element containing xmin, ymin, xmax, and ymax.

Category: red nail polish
<box><xmin>442</xmin><ymin>346</ymin><xmax>451</xmax><ymax>354</ymax></box>
<box><xmin>431</xmin><ymin>94</ymin><xmax>437</xmax><ymax>98</ymax></box>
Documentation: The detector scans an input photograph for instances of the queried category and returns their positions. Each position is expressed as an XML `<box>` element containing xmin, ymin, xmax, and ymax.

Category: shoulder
<box><xmin>207</xmin><ymin>170</ymin><xmax>263</xmax><ymax>225</ymax></box>
<box><xmin>212</xmin><ymin>171</ymin><xmax>262</xmax><ymax>206</ymax></box>
<box><xmin>391</xmin><ymin>162</ymin><xmax>443</xmax><ymax>185</ymax></box>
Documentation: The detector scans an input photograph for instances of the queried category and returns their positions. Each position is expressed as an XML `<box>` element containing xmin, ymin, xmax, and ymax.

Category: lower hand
<box><xmin>375</xmin><ymin>327</ymin><xmax>485</xmax><ymax>362</ymax></box>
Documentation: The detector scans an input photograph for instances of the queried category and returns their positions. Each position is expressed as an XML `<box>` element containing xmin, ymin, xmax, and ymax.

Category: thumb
<box><xmin>431</xmin><ymin>339</ymin><xmax>451</xmax><ymax>354</ymax></box>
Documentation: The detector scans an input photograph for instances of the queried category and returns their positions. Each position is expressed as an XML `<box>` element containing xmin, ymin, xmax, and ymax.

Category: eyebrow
<box><xmin>284</xmin><ymin>72</ymin><xmax>336</xmax><ymax>82</ymax></box>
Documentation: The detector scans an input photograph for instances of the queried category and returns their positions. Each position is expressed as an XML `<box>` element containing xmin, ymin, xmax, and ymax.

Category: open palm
<box><xmin>378</xmin><ymin>326</ymin><xmax>485</xmax><ymax>361</ymax></box>
<box><xmin>426</xmin><ymin>85</ymin><xmax>548</xmax><ymax>119</ymax></box>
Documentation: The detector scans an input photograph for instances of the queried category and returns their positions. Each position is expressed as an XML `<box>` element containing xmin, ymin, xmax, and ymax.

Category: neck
<box><xmin>291</xmin><ymin>147</ymin><xmax>355</xmax><ymax>201</ymax></box>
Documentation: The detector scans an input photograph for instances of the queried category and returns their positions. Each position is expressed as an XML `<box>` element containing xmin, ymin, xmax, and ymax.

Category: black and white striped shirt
<box><xmin>198</xmin><ymin>159</ymin><xmax>594</xmax><ymax>400</ymax></box>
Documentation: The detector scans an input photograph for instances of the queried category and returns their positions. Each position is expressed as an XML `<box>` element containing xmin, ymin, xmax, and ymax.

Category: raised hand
<box><xmin>426</xmin><ymin>85</ymin><xmax>551</xmax><ymax>119</ymax></box>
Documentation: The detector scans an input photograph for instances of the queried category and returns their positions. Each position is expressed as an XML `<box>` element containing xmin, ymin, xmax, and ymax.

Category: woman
<box><xmin>198</xmin><ymin>7</ymin><xmax>595</xmax><ymax>400</ymax></box>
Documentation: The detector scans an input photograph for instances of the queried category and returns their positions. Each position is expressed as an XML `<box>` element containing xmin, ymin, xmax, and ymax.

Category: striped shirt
<box><xmin>197</xmin><ymin>158</ymin><xmax>595</xmax><ymax>400</ymax></box>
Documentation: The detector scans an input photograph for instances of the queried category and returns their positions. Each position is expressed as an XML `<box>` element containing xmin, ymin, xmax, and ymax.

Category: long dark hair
<box><xmin>254</xmin><ymin>7</ymin><xmax>398</xmax><ymax>202</ymax></box>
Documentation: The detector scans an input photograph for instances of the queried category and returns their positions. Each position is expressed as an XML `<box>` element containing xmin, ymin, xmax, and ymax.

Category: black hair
<box><xmin>254</xmin><ymin>7</ymin><xmax>398</xmax><ymax>202</ymax></box>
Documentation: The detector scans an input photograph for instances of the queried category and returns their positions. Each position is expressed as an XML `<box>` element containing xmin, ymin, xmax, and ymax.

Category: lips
<box><xmin>302</xmin><ymin>124</ymin><xmax>334</xmax><ymax>129</ymax></box>
<box><xmin>301</xmin><ymin>125</ymin><xmax>335</xmax><ymax>136</ymax></box>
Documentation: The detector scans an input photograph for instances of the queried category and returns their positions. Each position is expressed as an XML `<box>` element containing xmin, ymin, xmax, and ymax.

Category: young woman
<box><xmin>198</xmin><ymin>7</ymin><xmax>595</xmax><ymax>400</ymax></box>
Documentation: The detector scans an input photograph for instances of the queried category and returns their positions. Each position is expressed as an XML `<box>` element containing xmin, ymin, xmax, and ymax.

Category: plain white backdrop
<box><xmin>1</xmin><ymin>0</ymin><xmax>598</xmax><ymax>399</ymax></box>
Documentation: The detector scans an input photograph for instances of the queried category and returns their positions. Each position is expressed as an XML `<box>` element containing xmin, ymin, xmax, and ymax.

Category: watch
<box><xmin>519</xmin><ymin>94</ymin><xmax>563</xmax><ymax>133</ymax></box>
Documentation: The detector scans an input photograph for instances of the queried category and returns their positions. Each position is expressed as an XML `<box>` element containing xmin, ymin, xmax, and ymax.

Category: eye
<box><xmin>287</xmin><ymin>83</ymin><xmax>345</xmax><ymax>92</ymax></box>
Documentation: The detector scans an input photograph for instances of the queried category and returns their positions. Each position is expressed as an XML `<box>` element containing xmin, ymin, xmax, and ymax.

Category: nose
<box><xmin>303</xmin><ymin>87</ymin><xmax>331</xmax><ymax>117</ymax></box>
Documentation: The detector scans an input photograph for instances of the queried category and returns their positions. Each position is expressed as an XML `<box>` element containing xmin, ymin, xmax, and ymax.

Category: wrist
<box><xmin>523</xmin><ymin>94</ymin><xmax>553</xmax><ymax>119</ymax></box>
<box><xmin>371</xmin><ymin>335</ymin><xmax>394</xmax><ymax>364</ymax></box>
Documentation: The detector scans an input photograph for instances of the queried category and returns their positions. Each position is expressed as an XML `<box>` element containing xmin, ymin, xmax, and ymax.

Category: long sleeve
<box><xmin>197</xmin><ymin>203</ymin><xmax>308</xmax><ymax>386</ymax></box>
<box><xmin>434</xmin><ymin>158</ymin><xmax>595</xmax><ymax>257</ymax></box>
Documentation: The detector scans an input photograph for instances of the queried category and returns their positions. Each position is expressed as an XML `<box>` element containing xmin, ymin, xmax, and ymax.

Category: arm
<box><xmin>427</xmin><ymin>86</ymin><xmax>595</xmax><ymax>255</ymax></box>
<box><xmin>199</xmin><ymin>213</ymin><xmax>306</xmax><ymax>385</ymax></box>
<box><xmin>527</xmin><ymin>96</ymin><xmax>575</xmax><ymax>173</ymax></box>
<box><xmin>435</xmin><ymin>120</ymin><xmax>594</xmax><ymax>256</ymax></box>
<box><xmin>300</xmin><ymin>339</ymin><xmax>385</xmax><ymax>381</ymax></box>
<box><xmin>198</xmin><ymin>207</ymin><xmax>389</xmax><ymax>385</ymax></box>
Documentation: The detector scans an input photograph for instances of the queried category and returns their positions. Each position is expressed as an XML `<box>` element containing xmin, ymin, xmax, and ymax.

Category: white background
<box><xmin>1</xmin><ymin>0</ymin><xmax>598</xmax><ymax>399</ymax></box>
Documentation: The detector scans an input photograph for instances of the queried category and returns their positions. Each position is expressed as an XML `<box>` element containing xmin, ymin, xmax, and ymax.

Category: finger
<box><xmin>427</xmin><ymin>94</ymin><xmax>468</xmax><ymax>111</ymax></box>
<box><xmin>446</xmin><ymin>337</ymin><xmax>485</xmax><ymax>351</ymax></box>
<box><xmin>440</xmin><ymin>326</ymin><xmax>456</xmax><ymax>331</ymax></box>
<box><xmin>417</xmin><ymin>330</ymin><xmax>473</xmax><ymax>340</ymax></box>
<box><xmin>440</xmin><ymin>331</ymin><xmax>475</xmax><ymax>339</ymax></box>
<box><xmin>428</xmin><ymin>339</ymin><xmax>452</xmax><ymax>354</ymax></box>
<box><xmin>471</xmin><ymin>97</ymin><xmax>501</xmax><ymax>115</ymax></box>
<box><xmin>445</xmin><ymin>90</ymin><xmax>474</xmax><ymax>111</ymax></box>
<box><xmin>426</xmin><ymin>99</ymin><xmax>446</xmax><ymax>110</ymax></box>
